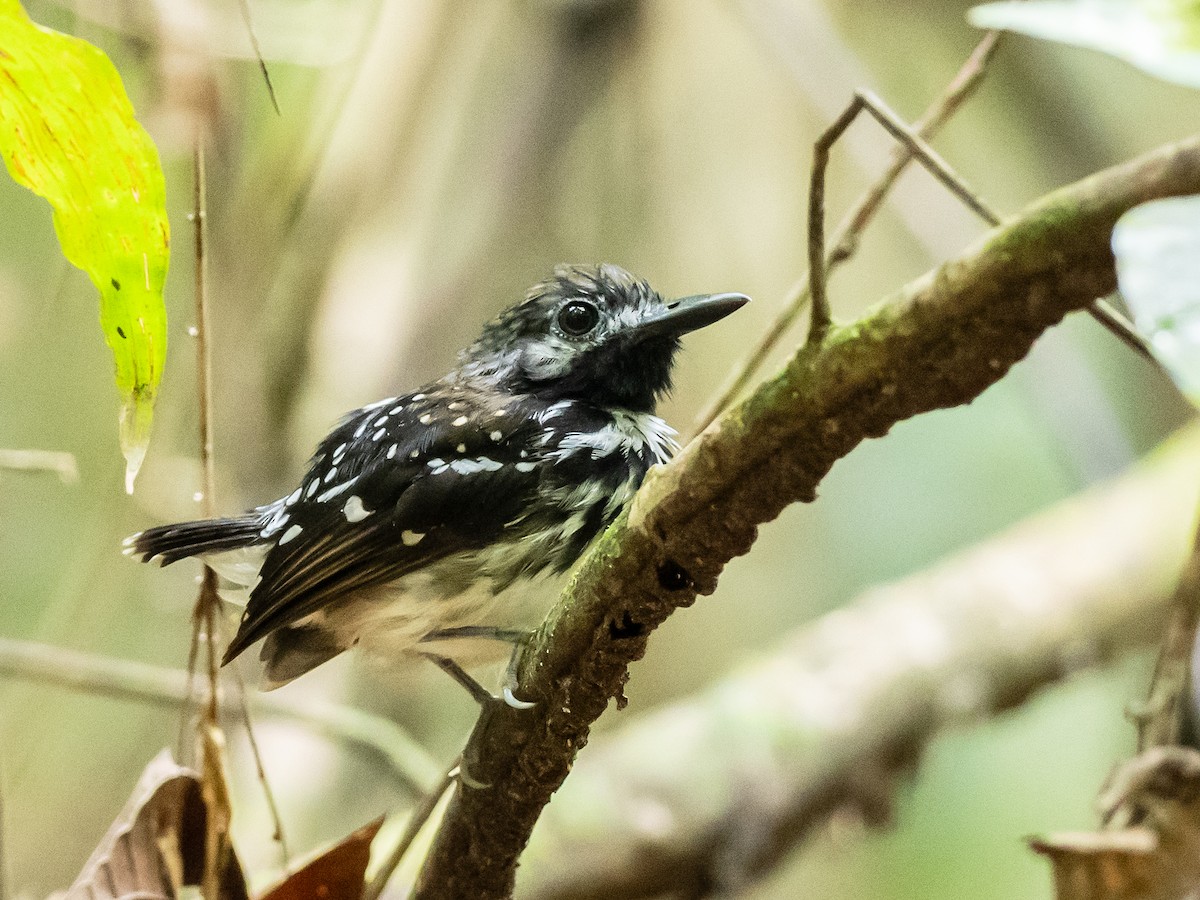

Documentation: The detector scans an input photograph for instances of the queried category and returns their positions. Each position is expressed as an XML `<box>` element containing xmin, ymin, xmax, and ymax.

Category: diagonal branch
<box><xmin>518</xmin><ymin>421</ymin><xmax>1200</xmax><ymax>900</ymax></box>
<box><xmin>414</xmin><ymin>135</ymin><xmax>1200</xmax><ymax>899</ymax></box>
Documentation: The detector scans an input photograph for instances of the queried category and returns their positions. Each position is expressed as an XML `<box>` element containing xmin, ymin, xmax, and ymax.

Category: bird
<box><xmin>125</xmin><ymin>263</ymin><xmax>748</xmax><ymax>704</ymax></box>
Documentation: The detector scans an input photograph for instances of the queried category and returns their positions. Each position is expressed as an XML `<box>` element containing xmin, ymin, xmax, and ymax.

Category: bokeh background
<box><xmin>1</xmin><ymin>0</ymin><xmax>1198</xmax><ymax>896</ymax></box>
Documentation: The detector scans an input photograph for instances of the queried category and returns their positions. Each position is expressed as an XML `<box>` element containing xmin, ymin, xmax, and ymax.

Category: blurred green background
<box><xmin>1</xmin><ymin>0</ymin><xmax>1197</xmax><ymax>896</ymax></box>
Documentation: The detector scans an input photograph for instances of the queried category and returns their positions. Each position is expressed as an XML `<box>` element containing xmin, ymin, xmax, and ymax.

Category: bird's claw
<box><xmin>502</xmin><ymin>685</ymin><xmax>536</xmax><ymax>710</ymax></box>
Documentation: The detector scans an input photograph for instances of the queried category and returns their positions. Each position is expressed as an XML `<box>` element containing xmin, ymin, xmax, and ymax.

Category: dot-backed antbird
<box><xmin>126</xmin><ymin>264</ymin><xmax>748</xmax><ymax>704</ymax></box>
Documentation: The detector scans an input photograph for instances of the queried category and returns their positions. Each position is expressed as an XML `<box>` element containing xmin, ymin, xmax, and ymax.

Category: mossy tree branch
<box><xmin>413</xmin><ymin>135</ymin><xmax>1200</xmax><ymax>899</ymax></box>
<box><xmin>517</xmin><ymin>422</ymin><xmax>1200</xmax><ymax>900</ymax></box>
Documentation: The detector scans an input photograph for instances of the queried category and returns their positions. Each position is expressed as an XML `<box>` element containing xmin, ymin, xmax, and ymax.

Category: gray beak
<box><xmin>635</xmin><ymin>292</ymin><xmax>750</xmax><ymax>341</ymax></box>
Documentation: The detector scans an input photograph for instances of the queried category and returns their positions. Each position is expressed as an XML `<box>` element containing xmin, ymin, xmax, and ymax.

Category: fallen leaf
<box><xmin>63</xmin><ymin>748</ymin><xmax>247</xmax><ymax>900</ymax></box>
<box><xmin>258</xmin><ymin>817</ymin><xmax>384</xmax><ymax>900</ymax></box>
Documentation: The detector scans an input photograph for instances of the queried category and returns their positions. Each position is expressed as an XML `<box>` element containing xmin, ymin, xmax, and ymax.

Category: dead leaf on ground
<box><xmin>258</xmin><ymin>817</ymin><xmax>384</xmax><ymax>900</ymax></box>
<box><xmin>63</xmin><ymin>748</ymin><xmax>247</xmax><ymax>900</ymax></box>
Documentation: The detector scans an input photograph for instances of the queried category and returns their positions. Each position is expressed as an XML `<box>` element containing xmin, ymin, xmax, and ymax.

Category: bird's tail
<box><xmin>124</xmin><ymin>515</ymin><xmax>266</xmax><ymax>566</ymax></box>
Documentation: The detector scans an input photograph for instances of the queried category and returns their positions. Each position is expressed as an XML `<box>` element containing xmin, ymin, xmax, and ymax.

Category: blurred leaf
<box><xmin>258</xmin><ymin>817</ymin><xmax>383</xmax><ymax>900</ymax></box>
<box><xmin>0</xmin><ymin>0</ymin><xmax>170</xmax><ymax>493</ymax></box>
<box><xmin>1112</xmin><ymin>194</ymin><xmax>1200</xmax><ymax>402</ymax></box>
<box><xmin>64</xmin><ymin>749</ymin><xmax>248</xmax><ymax>900</ymax></box>
<box><xmin>968</xmin><ymin>0</ymin><xmax>1200</xmax><ymax>87</ymax></box>
<box><xmin>1031</xmin><ymin>747</ymin><xmax>1200</xmax><ymax>900</ymax></box>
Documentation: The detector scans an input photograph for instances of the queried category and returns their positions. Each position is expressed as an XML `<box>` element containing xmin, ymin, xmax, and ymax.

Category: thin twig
<box><xmin>235</xmin><ymin>0</ymin><xmax>280</xmax><ymax>115</ymax></box>
<box><xmin>189</xmin><ymin>132</ymin><xmax>230</xmax><ymax>900</ymax></box>
<box><xmin>0</xmin><ymin>636</ymin><xmax>439</xmax><ymax>794</ymax></box>
<box><xmin>1136</xmin><ymin>522</ymin><xmax>1200</xmax><ymax>751</ymax></box>
<box><xmin>362</xmin><ymin>759</ymin><xmax>460</xmax><ymax>900</ymax></box>
<box><xmin>808</xmin><ymin>89</ymin><xmax>1001</xmax><ymax>344</ymax></box>
<box><xmin>692</xmin><ymin>32</ymin><xmax>1001</xmax><ymax>434</ymax></box>
<box><xmin>695</xmin><ymin>32</ymin><xmax>1155</xmax><ymax>436</ymax></box>
<box><xmin>0</xmin><ymin>448</ymin><xmax>78</xmax><ymax>482</ymax></box>
<box><xmin>189</xmin><ymin>135</ymin><xmax>290</xmax><ymax>868</ymax></box>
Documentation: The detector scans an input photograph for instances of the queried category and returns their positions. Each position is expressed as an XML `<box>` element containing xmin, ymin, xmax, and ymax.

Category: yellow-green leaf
<box><xmin>0</xmin><ymin>0</ymin><xmax>169</xmax><ymax>492</ymax></box>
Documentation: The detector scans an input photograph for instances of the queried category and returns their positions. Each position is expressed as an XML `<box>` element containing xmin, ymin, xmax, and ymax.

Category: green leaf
<box><xmin>1112</xmin><ymin>194</ymin><xmax>1200</xmax><ymax>402</ymax></box>
<box><xmin>968</xmin><ymin>0</ymin><xmax>1200</xmax><ymax>88</ymax></box>
<box><xmin>0</xmin><ymin>0</ymin><xmax>169</xmax><ymax>492</ymax></box>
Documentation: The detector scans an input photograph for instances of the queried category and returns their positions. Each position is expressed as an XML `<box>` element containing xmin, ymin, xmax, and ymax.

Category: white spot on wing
<box><xmin>387</xmin><ymin>444</ymin><xmax>398</xmax><ymax>459</ymax></box>
<box><xmin>287</xmin><ymin>487</ymin><xmax>302</xmax><ymax>504</ymax></box>
<box><xmin>456</xmin><ymin>443</ymin><xmax>467</xmax><ymax>453</ymax></box>
<box><xmin>490</xmin><ymin>431</ymin><xmax>503</xmax><ymax>442</ymax></box>
<box><xmin>401</xmin><ymin>530</ymin><xmax>424</xmax><ymax>546</ymax></box>
<box><xmin>343</xmin><ymin>495</ymin><xmax>372</xmax><ymax>522</ymax></box>
<box><xmin>324</xmin><ymin>466</ymin><xmax>338</xmax><ymax>483</ymax></box>
<box><xmin>317</xmin><ymin>476</ymin><xmax>358</xmax><ymax>503</ymax></box>
<box><xmin>279</xmin><ymin>524</ymin><xmax>303</xmax><ymax>545</ymax></box>
<box><xmin>537</xmin><ymin>400</ymin><xmax>573</xmax><ymax>423</ymax></box>
<box><xmin>419</xmin><ymin>414</ymin><xmax>433</xmax><ymax>425</ymax></box>
<box><xmin>372</xmin><ymin>428</ymin><xmax>386</xmax><ymax>441</ymax></box>
<box><xmin>452</xmin><ymin>416</ymin><xmax>469</xmax><ymax>427</ymax></box>
<box><xmin>515</xmin><ymin>461</ymin><xmax>537</xmax><ymax>472</ymax></box>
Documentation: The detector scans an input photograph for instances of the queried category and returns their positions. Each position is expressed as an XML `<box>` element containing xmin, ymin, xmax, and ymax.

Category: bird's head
<box><xmin>461</xmin><ymin>263</ymin><xmax>748</xmax><ymax>411</ymax></box>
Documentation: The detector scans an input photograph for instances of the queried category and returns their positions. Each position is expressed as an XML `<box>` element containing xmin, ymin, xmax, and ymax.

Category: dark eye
<box><xmin>557</xmin><ymin>300</ymin><xmax>600</xmax><ymax>337</ymax></box>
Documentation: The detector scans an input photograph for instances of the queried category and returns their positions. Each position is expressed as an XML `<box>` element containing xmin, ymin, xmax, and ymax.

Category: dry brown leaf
<box><xmin>1031</xmin><ymin>747</ymin><xmax>1200</xmax><ymax>900</ymax></box>
<box><xmin>258</xmin><ymin>817</ymin><xmax>384</xmax><ymax>900</ymax></box>
<box><xmin>63</xmin><ymin>748</ymin><xmax>247</xmax><ymax>900</ymax></box>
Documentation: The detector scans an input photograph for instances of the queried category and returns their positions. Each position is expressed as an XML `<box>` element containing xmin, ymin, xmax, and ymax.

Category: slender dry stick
<box><xmin>692</xmin><ymin>32</ymin><xmax>1001</xmax><ymax>434</ymax></box>
<box><xmin>188</xmin><ymin>131</ymin><xmax>228</xmax><ymax>900</ymax></box>
<box><xmin>188</xmin><ymin>135</ymin><xmax>291</xmax><ymax>870</ymax></box>
<box><xmin>808</xmin><ymin>89</ymin><xmax>1000</xmax><ymax>343</ymax></box>
<box><xmin>1136</xmin><ymin>520</ymin><xmax>1200</xmax><ymax>751</ymax></box>
<box><xmin>847</xmin><ymin>91</ymin><xmax>1154</xmax><ymax>364</ymax></box>
<box><xmin>235</xmin><ymin>0</ymin><xmax>280</xmax><ymax>115</ymax></box>
<box><xmin>808</xmin><ymin>91</ymin><xmax>1154</xmax><ymax>364</ymax></box>
<box><xmin>362</xmin><ymin>759</ymin><xmax>460</xmax><ymax>900</ymax></box>
<box><xmin>696</xmin><ymin>31</ymin><xmax>1153</xmax><ymax>434</ymax></box>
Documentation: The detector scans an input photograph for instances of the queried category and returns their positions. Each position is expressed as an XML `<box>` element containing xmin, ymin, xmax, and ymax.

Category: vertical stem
<box><xmin>808</xmin><ymin>96</ymin><xmax>862</xmax><ymax>344</ymax></box>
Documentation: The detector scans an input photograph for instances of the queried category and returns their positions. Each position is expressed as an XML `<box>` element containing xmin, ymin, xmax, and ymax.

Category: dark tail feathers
<box><xmin>124</xmin><ymin>515</ymin><xmax>265</xmax><ymax>566</ymax></box>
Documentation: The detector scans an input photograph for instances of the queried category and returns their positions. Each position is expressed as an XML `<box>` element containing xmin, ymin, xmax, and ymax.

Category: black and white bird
<box><xmin>126</xmin><ymin>264</ymin><xmax>747</xmax><ymax>703</ymax></box>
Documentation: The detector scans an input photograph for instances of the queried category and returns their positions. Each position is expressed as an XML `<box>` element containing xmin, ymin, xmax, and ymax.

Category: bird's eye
<box><xmin>557</xmin><ymin>300</ymin><xmax>600</xmax><ymax>337</ymax></box>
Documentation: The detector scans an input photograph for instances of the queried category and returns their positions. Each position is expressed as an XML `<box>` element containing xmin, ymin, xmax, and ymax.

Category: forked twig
<box><xmin>807</xmin><ymin>89</ymin><xmax>1000</xmax><ymax>340</ymax></box>
<box><xmin>807</xmin><ymin>90</ymin><xmax>1153</xmax><ymax>361</ymax></box>
<box><xmin>696</xmin><ymin>31</ymin><xmax>1156</xmax><ymax>434</ymax></box>
<box><xmin>692</xmin><ymin>33</ymin><xmax>1001</xmax><ymax>433</ymax></box>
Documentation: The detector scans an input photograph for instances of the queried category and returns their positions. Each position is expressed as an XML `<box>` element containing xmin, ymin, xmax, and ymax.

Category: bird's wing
<box><xmin>223</xmin><ymin>390</ymin><xmax>546</xmax><ymax>662</ymax></box>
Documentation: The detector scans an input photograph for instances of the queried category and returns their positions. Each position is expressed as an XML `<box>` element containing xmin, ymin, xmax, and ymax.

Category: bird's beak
<box><xmin>635</xmin><ymin>292</ymin><xmax>750</xmax><ymax>341</ymax></box>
